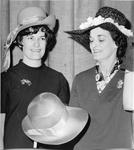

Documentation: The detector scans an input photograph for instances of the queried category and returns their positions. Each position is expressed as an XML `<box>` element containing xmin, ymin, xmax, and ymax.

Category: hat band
<box><xmin>21</xmin><ymin>15</ymin><xmax>45</xmax><ymax>25</ymax></box>
<box><xmin>27</xmin><ymin>111</ymin><xmax>68</xmax><ymax>138</ymax></box>
<box><xmin>79</xmin><ymin>15</ymin><xmax>133</xmax><ymax>37</ymax></box>
<box><xmin>37</xmin><ymin>115</ymin><xmax>67</xmax><ymax>137</ymax></box>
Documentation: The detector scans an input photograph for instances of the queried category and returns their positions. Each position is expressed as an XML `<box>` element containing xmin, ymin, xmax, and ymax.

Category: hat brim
<box><xmin>65</xmin><ymin>25</ymin><xmax>103</xmax><ymax>51</ymax></box>
<box><xmin>22</xmin><ymin>106</ymin><xmax>89</xmax><ymax>145</ymax></box>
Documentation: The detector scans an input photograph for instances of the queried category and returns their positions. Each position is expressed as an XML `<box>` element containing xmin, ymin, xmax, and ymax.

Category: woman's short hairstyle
<box><xmin>15</xmin><ymin>25</ymin><xmax>56</xmax><ymax>61</ymax></box>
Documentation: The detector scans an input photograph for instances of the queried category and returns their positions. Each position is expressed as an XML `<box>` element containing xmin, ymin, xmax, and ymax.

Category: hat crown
<box><xmin>27</xmin><ymin>92</ymin><xmax>68</xmax><ymax>129</ymax></box>
<box><xmin>17</xmin><ymin>7</ymin><xmax>47</xmax><ymax>25</ymax></box>
<box><xmin>95</xmin><ymin>7</ymin><xmax>131</xmax><ymax>29</ymax></box>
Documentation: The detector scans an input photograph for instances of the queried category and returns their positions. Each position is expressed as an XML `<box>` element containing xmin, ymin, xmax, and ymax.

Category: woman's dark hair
<box><xmin>14</xmin><ymin>25</ymin><xmax>56</xmax><ymax>61</ymax></box>
<box><xmin>93</xmin><ymin>6</ymin><xmax>132</xmax><ymax>62</ymax></box>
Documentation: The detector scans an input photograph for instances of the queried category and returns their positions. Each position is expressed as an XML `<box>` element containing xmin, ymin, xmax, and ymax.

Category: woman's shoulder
<box><xmin>42</xmin><ymin>65</ymin><xmax>66</xmax><ymax>79</ymax></box>
<box><xmin>75</xmin><ymin>66</ymin><xmax>96</xmax><ymax>79</ymax></box>
<box><xmin>43</xmin><ymin>65</ymin><xmax>60</xmax><ymax>73</ymax></box>
<box><xmin>1</xmin><ymin>64</ymin><xmax>20</xmax><ymax>80</ymax></box>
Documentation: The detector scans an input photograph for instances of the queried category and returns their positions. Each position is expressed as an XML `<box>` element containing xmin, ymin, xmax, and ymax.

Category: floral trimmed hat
<box><xmin>3</xmin><ymin>6</ymin><xmax>56</xmax><ymax>71</ymax></box>
<box><xmin>65</xmin><ymin>6</ymin><xmax>133</xmax><ymax>51</ymax></box>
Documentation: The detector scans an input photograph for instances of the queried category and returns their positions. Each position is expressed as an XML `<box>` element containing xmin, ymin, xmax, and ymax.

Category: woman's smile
<box><xmin>92</xmin><ymin>49</ymin><xmax>102</xmax><ymax>54</ymax></box>
<box><xmin>31</xmin><ymin>49</ymin><xmax>41</xmax><ymax>52</ymax></box>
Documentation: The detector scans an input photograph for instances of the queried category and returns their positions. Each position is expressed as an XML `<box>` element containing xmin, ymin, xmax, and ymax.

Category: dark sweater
<box><xmin>1</xmin><ymin>61</ymin><xmax>70</xmax><ymax>149</ymax></box>
<box><xmin>70</xmin><ymin>66</ymin><xmax>133</xmax><ymax>149</ymax></box>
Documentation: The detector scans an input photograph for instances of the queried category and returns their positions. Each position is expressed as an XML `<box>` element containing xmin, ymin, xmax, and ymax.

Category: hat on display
<box><xmin>22</xmin><ymin>92</ymin><xmax>89</xmax><ymax>145</ymax></box>
<box><xmin>3</xmin><ymin>6</ymin><xmax>56</xmax><ymax>71</ymax></box>
<box><xmin>65</xmin><ymin>6</ymin><xmax>133</xmax><ymax>51</ymax></box>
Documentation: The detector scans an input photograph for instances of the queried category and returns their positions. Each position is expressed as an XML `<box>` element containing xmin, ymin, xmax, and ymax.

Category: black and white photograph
<box><xmin>0</xmin><ymin>0</ymin><xmax>134</xmax><ymax>149</ymax></box>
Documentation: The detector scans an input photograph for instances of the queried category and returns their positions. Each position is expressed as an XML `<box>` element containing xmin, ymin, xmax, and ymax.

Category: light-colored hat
<box><xmin>22</xmin><ymin>92</ymin><xmax>89</xmax><ymax>145</ymax></box>
<box><xmin>3</xmin><ymin>7</ymin><xmax>56</xmax><ymax>71</ymax></box>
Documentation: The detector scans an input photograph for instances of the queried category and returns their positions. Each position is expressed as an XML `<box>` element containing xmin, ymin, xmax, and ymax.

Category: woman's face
<box><xmin>89</xmin><ymin>27</ymin><xmax>117</xmax><ymax>62</ymax></box>
<box><xmin>22</xmin><ymin>29</ymin><xmax>47</xmax><ymax>64</ymax></box>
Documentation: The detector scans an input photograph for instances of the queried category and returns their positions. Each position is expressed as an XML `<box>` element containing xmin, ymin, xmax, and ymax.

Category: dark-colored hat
<box><xmin>65</xmin><ymin>6</ymin><xmax>133</xmax><ymax>51</ymax></box>
<box><xmin>3</xmin><ymin>7</ymin><xmax>56</xmax><ymax>71</ymax></box>
<box><xmin>22</xmin><ymin>92</ymin><xmax>89</xmax><ymax>145</ymax></box>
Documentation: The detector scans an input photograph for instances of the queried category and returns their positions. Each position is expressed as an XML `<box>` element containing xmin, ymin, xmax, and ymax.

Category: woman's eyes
<box><xmin>27</xmin><ymin>36</ymin><xmax>46</xmax><ymax>40</ymax></box>
<box><xmin>40</xmin><ymin>37</ymin><xmax>46</xmax><ymax>40</ymax></box>
<box><xmin>89</xmin><ymin>39</ymin><xmax>105</xmax><ymax>43</ymax></box>
<box><xmin>27</xmin><ymin>36</ymin><xmax>33</xmax><ymax>40</ymax></box>
<box><xmin>99</xmin><ymin>39</ymin><xmax>104</xmax><ymax>42</ymax></box>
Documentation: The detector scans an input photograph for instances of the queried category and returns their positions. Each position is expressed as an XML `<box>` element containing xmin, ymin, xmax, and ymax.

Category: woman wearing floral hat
<box><xmin>1</xmin><ymin>7</ymin><xmax>70</xmax><ymax>149</ymax></box>
<box><xmin>66</xmin><ymin>6</ymin><xmax>134</xmax><ymax>149</ymax></box>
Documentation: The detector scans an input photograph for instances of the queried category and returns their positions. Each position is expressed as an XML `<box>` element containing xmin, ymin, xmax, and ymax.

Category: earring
<box><xmin>18</xmin><ymin>44</ymin><xmax>23</xmax><ymax>49</ymax></box>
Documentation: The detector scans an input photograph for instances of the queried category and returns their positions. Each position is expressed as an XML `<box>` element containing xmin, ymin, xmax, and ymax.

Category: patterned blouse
<box><xmin>95</xmin><ymin>61</ymin><xmax>121</xmax><ymax>93</ymax></box>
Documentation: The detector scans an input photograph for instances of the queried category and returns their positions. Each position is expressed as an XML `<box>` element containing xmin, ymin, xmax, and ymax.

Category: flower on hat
<box><xmin>79</xmin><ymin>15</ymin><xmax>133</xmax><ymax>37</ymax></box>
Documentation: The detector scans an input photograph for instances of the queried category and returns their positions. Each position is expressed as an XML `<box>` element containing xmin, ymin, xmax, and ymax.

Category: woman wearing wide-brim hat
<box><xmin>1</xmin><ymin>6</ymin><xmax>70</xmax><ymax>149</ymax></box>
<box><xmin>66</xmin><ymin>6</ymin><xmax>134</xmax><ymax>149</ymax></box>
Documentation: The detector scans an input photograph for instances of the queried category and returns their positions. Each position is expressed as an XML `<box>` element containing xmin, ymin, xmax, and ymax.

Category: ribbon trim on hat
<box><xmin>21</xmin><ymin>16</ymin><xmax>45</xmax><ymax>25</ymax></box>
<box><xmin>79</xmin><ymin>16</ymin><xmax>133</xmax><ymax>37</ymax></box>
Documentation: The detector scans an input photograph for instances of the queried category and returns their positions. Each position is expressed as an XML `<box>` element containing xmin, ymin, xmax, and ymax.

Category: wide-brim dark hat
<box><xmin>65</xmin><ymin>27</ymin><xmax>93</xmax><ymax>51</ymax></box>
<box><xmin>65</xmin><ymin>6</ymin><xmax>133</xmax><ymax>51</ymax></box>
<box><xmin>22</xmin><ymin>92</ymin><xmax>89</xmax><ymax>145</ymax></box>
